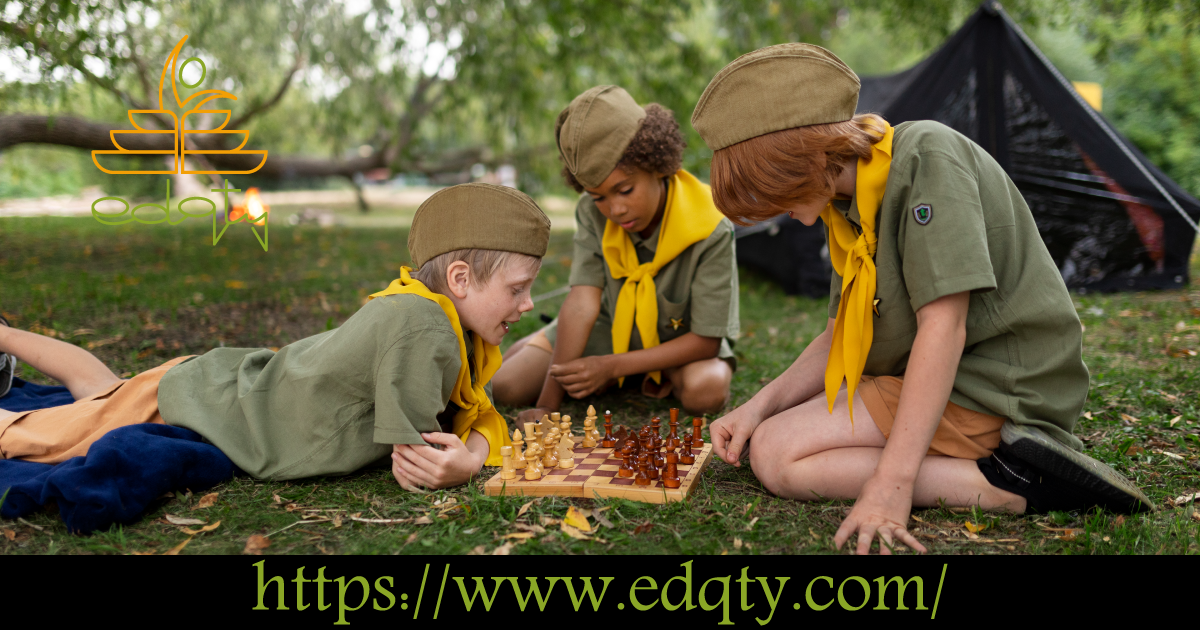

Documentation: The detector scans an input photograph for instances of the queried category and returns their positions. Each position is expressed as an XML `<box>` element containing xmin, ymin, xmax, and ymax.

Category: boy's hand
<box><xmin>517</xmin><ymin>407</ymin><xmax>553</xmax><ymax>424</ymax></box>
<box><xmin>548</xmin><ymin>356</ymin><xmax>615</xmax><ymax>399</ymax></box>
<box><xmin>709</xmin><ymin>402</ymin><xmax>766</xmax><ymax>466</ymax></box>
<box><xmin>391</xmin><ymin>432</ymin><xmax>485</xmax><ymax>490</ymax></box>
<box><xmin>833</xmin><ymin>473</ymin><xmax>927</xmax><ymax>555</ymax></box>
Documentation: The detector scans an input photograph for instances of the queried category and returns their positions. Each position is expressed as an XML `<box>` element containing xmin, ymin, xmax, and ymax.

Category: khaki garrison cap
<box><xmin>691</xmin><ymin>43</ymin><xmax>861</xmax><ymax>151</ymax></box>
<box><xmin>407</xmin><ymin>183</ymin><xmax>551</xmax><ymax>267</ymax></box>
<box><xmin>556</xmin><ymin>85</ymin><xmax>647</xmax><ymax>189</ymax></box>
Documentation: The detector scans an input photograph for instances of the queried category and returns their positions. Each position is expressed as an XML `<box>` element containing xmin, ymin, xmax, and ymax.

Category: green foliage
<box><xmin>1095</xmin><ymin>10</ymin><xmax>1200</xmax><ymax>197</ymax></box>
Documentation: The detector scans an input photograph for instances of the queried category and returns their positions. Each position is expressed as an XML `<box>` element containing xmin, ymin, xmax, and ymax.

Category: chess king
<box><xmin>0</xmin><ymin>184</ymin><xmax>550</xmax><ymax>497</ymax></box>
<box><xmin>493</xmin><ymin>85</ymin><xmax>740</xmax><ymax>421</ymax></box>
<box><xmin>696</xmin><ymin>43</ymin><xmax>1153</xmax><ymax>555</ymax></box>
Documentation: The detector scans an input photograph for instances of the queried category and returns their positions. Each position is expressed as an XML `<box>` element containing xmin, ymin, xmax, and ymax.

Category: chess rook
<box><xmin>691</xmin><ymin>417</ymin><xmax>705</xmax><ymax>447</ymax></box>
<box><xmin>662</xmin><ymin>452</ymin><xmax>681</xmax><ymax>488</ymax></box>
<box><xmin>501</xmin><ymin>446</ymin><xmax>516</xmax><ymax>480</ymax></box>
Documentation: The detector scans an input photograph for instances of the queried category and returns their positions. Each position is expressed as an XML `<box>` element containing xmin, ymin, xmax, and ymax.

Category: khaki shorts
<box><xmin>0</xmin><ymin>356</ymin><xmax>192</xmax><ymax>464</ymax></box>
<box><xmin>858</xmin><ymin>375</ymin><xmax>1004</xmax><ymax>460</ymax></box>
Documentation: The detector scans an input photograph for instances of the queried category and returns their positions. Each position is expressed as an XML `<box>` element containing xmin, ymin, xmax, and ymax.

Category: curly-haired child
<box><xmin>493</xmin><ymin>86</ymin><xmax>739</xmax><ymax>422</ymax></box>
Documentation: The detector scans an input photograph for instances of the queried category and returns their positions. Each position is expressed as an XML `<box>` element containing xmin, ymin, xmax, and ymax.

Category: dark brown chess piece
<box><xmin>679</xmin><ymin>434</ymin><xmax>695</xmax><ymax>464</ymax></box>
<box><xmin>666</xmin><ymin>410</ymin><xmax>681</xmax><ymax>451</ymax></box>
<box><xmin>691</xmin><ymin>417</ymin><xmax>704</xmax><ymax>447</ymax></box>
<box><xmin>634</xmin><ymin>455</ymin><xmax>651</xmax><ymax>486</ymax></box>
<box><xmin>650</xmin><ymin>416</ymin><xmax>662</xmax><ymax>437</ymax></box>
<box><xmin>662</xmin><ymin>452</ymin><xmax>681</xmax><ymax>488</ymax></box>
<box><xmin>600</xmin><ymin>410</ymin><xmax>617</xmax><ymax>448</ymax></box>
<box><xmin>618</xmin><ymin>445</ymin><xmax>635</xmax><ymax>477</ymax></box>
<box><xmin>645</xmin><ymin>451</ymin><xmax>660</xmax><ymax>480</ymax></box>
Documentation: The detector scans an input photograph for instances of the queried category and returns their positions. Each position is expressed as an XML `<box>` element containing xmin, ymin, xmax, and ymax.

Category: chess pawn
<box><xmin>511</xmin><ymin>429</ymin><xmax>527</xmax><ymax>470</ymax></box>
<box><xmin>645</xmin><ymin>452</ymin><xmax>660</xmax><ymax>480</ymax></box>
<box><xmin>679</xmin><ymin>434</ymin><xmax>696</xmax><ymax>465</ymax></box>
<box><xmin>691</xmin><ymin>417</ymin><xmax>705</xmax><ymax>447</ymax></box>
<box><xmin>581</xmin><ymin>417</ymin><xmax>598</xmax><ymax>448</ymax></box>
<box><xmin>634</xmin><ymin>455</ymin><xmax>651</xmax><ymax>486</ymax></box>
<box><xmin>601</xmin><ymin>411</ymin><xmax>617</xmax><ymax>448</ymax></box>
<box><xmin>662</xmin><ymin>452</ymin><xmax>681</xmax><ymax>488</ymax></box>
<box><xmin>618</xmin><ymin>445</ymin><xmax>636</xmax><ymax>477</ymax></box>
<box><xmin>524</xmin><ymin>442</ymin><xmax>544</xmax><ymax>480</ymax></box>
<box><xmin>541</xmin><ymin>435</ymin><xmax>560</xmax><ymax>469</ymax></box>
<box><xmin>559</xmin><ymin>420</ymin><xmax>575</xmax><ymax>453</ymax></box>
<box><xmin>501</xmin><ymin>446</ymin><xmax>516</xmax><ymax>480</ymax></box>
<box><xmin>650</xmin><ymin>416</ymin><xmax>662</xmax><ymax>439</ymax></box>
<box><xmin>556</xmin><ymin>433</ymin><xmax>575</xmax><ymax>468</ymax></box>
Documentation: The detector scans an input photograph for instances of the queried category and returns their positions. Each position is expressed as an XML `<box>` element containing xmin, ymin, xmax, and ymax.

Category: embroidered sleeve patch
<box><xmin>913</xmin><ymin>203</ymin><xmax>933</xmax><ymax>225</ymax></box>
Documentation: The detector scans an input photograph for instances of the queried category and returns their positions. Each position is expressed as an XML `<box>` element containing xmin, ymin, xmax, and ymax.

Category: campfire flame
<box><xmin>229</xmin><ymin>187</ymin><xmax>269</xmax><ymax>226</ymax></box>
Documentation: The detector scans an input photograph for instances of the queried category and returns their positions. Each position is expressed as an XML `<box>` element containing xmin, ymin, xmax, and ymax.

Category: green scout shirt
<box><xmin>828</xmin><ymin>120</ymin><xmax>1089</xmax><ymax>449</ymax></box>
<box><xmin>158</xmin><ymin>294</ymin><xmax>465</xmax><ymax>480</ymax></box>
<box><xmin>546</xmin><ymin>183</ymin><xmax>740</xmax><ymax>364</ymax></box>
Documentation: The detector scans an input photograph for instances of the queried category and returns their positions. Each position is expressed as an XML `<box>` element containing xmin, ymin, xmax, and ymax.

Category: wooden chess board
<box><xmin>483</xmin><ymin>437</ymin><xmax>713</xmax><ymax>504</ymax></box>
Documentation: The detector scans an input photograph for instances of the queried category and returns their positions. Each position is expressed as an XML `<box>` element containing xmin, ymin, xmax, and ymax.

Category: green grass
<box><xmin>1</xmin><ymin>216</ymin><xmax>1199</xmax><ymax>555</ymax></box>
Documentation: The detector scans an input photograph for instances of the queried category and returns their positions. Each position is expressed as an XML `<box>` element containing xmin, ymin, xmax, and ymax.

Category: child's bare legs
<box><xmin>663</xmin><ymin>357</ymin><xmax>732</xmax><ymax>416</ymax></box>
<box><xmin>748</xmin><ymin>387</ymin><xmax>1026</xmax><ymax>512</ymax></box>
<box><xmin>493</xmin><ymin>332</ymin><xmax>552</xmax><ymax>406</ymax></box>
<box><xmin>0</xmin><ymin>325</ymin><xmax>121</xmax><ymax>401</ymax></box>
<box><xmin>495</xmin><ymin>331</ymin><xmax>733</xmax><ymax>415</ymax></box>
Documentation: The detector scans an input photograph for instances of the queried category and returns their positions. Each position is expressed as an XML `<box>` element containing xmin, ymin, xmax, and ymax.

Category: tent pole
<box><xmin>995</xmin><ymin>5</ymin><xmax>1200</xmax><ymax>236</ymax></box>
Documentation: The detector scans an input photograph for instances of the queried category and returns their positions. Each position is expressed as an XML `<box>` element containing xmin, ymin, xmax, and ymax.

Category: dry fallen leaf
<box><xmin>517</xmin><ymin>500</ymin><xmax>536</xmax><ymax>519</ymax></box>
<box><xmin>163</xmin><ymin>536</ymin><xmax>194</xmax><ymax>555</ymax></box>
<box><xmin>1083</xmin><ymin>411</ymin><xmax>1093</xmax><ymax>420</ymax></box>
<box><xmin>1170</xmin><ymin>416</ymin><xmax>1183</xmax><ymax>427</ymax></box>
<box><xmin>964</xmin><ymin>520</ymin><xmax>989</xmax><ymax>534</ymax></box>
<box><xmin>403</xmin><ymin>532</ymin><xmax>419</xmax><ymax>546</ymax></box>
<box><xmin>1125</xmin><ymin>445</ymin><xmax>1144</xmax><ymax>456</ymax></box>
<box><xmin>593</xmin><ymin>511</ymin><xmax>614</xmax><ymax>529</ymax></box>
<box><xmin>504</xmin><ymin>532</ymin><xmax>537</xmax><ymax>540</ymax></box>
<box><xmin>633</xmin><ymin>522</ymin><xmax>654</xmax><ymax>535</ymax></box>
<box><xmin>243</xmin><ymin>535</ymin><xmax>271</xmax><ymax>555</ymax></box>
<box><xmin>2</xmin><ymin>529</ymin><xmax>15</xmax><ymax>541</ymax></box>
<box><xmin>1171</xmin><ymin>492</ymin><xmax>1200</xmax><ymax>507</ymax></box>
<box><xmin>180</xmin><ymin>521</ymin><xmax>222</xmax><ymax>536</ymax></box>
<box><xmin>746</xmin><ymin>517</ymin><xmax>760</xmax><ymax>531</ymax></box>
<box><xmin>413</xmin><ymin>515</ymin><xmax>434</xmax><ymax>525</ymax></box>
<box><xmin>560</xmin><ymin>523</ymin><xmax>592</xmax><ymax>540</ymax></box>
<box><xmin>564</xmin><ymin>506</ymin><xmax>592</xmax><ymax>532</ymax></box>
<box><xmin>733</xmin><ymin>537</ymin><xmax>744</xmax><ymax>549</ymax></box>
<box><xmin>193</xmin><ymin>492</ymin><xmax>219</xmax><ymax>509</ymax></box>
<box><xmin>164</xmin><ymin>514</ymin><xmax>206</xmax><ymax>526</ymax></box>
<box><xmin>539</xmin><ymin>516</ymin><xmax>561</xmax><ymax>527</ymax></box>
<box><xmin>467</xmin><ymin>545</ymin><xmax>487</xmax><ymax>555</ymax></box>
<box><xmin>514</xmin><ymin>522</ymin><xmax>546</xmax><ymax>535</ymax></box>
<box><xmin>273</xmin><ymin>494</ymin><xmax>284</xmax><ymax>504</ymax></box>
<box><xmin>1121</xmin><ymin>413</ymin><xmax>1142</xmax><ymax>424</ymax></box>
<box><xmin>491</xmin><ymin>541</ymin><xmax>517</xmax><ymax>555</ymax></box>
<box><xmin>332</xmin><ymin>513</ymin><xmax>343</xmax><ymax>528</ymax></box>
<box><xmin>1113</xmin><ymin>515</ymin><xmax>1126</xmax><ymax>527</ymax></box>
<box><xmin>910</xmin><ymin>514</ymin><xmax>925</xmax><ymax>523</ymax></box>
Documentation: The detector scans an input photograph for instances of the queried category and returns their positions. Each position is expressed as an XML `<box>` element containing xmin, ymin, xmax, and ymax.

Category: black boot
<box><xmin>977</xmin><ymin>421</ymin><xmax>1154</xmax><ymax>514</ymax></box>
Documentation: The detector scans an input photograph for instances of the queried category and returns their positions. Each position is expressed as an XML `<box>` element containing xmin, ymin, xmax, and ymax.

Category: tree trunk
<box><xmin>0</xmin><ymin>114</ymin><xmax>385</xmax><ymax>179</ymax></box>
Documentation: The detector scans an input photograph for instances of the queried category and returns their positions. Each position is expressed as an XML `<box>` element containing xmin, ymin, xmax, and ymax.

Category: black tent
<box><xmin>736</xmin><ymin>1</ymin><xmax>1200</xmax><ymax>296</ymax></box>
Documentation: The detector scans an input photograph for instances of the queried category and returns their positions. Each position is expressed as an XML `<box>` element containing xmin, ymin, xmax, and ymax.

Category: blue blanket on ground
<box><xmin>0</xmin><ymin>424</ymin><xmax>238</xmax><ymax>534</ymax></box>
<box><xmin>0</xmin><ymin>377</ymin><xmax>75</xmax><ymax>412</ymax></box>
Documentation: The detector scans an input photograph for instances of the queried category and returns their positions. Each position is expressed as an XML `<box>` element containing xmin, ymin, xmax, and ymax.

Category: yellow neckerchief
<box><xmin>819</xmin><ymin>122</ymin><xmax>894</xmax><ymax>425</ymax></box>
<box><xmin>369</xmin><ymin>267</ymin><xmax>509</xmax><ymax>466</ymax></box>
<box><xmin>601</xmin><ymin>169</ymin><xmax>724</xmax><ymax>385</ymax></box>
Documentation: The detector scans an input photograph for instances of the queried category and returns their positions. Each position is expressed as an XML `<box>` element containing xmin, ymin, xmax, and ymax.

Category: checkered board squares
<box><xmin>484</xmin><ymin>437</ymin><xmax>714</xmax><ymax>504</ymax></box>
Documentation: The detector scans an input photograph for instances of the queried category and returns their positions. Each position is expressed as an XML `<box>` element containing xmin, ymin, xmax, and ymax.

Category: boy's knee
<box><xmin>677</xmin><ymin>363</ymin><xmax>732</xmax><ymax>415</ymax></box>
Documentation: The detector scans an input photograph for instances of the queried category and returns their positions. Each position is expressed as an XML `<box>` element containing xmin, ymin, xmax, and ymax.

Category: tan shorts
<box><xmin>525</xmin><ymin>329</ymin><xmax>679</xmax><ymax>399</ymax></box>
<box><xmin>858</xmin><ymin>375</ymin><xmax>1004</xmax><ymax>460</ymax></box>
<box><xmin>0</xmin><ymin>356</ymin><xmax>192</xmax><ymax>464</ymax></box>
